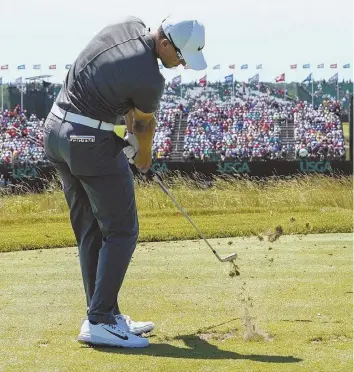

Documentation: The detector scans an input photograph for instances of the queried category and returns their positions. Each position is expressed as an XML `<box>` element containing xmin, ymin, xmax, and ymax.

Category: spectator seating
<box><xmin>294</xmin><ymin>99</ymin><xmax>346</xmax><ymax>160</ymax></box>
<box><xmin>0</xmin><ymin>82</ymin><xmax>348</xmax><ymax>165</ymax></box>
<box><xmin>183</xmin><ymin>93</ymin><xmax>292</xmax><ymax>162</ymax></box>
<box><xmin>0</xmin><ymin>107</ymin><xmax>47</xmax><ymax>166</ymax></box>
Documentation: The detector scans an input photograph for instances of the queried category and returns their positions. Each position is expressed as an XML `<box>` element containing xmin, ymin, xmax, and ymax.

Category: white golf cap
<box><xmin>162</xmin><ymin>15</ymin><xmax>207</xmax><ymax>71</ymax></box>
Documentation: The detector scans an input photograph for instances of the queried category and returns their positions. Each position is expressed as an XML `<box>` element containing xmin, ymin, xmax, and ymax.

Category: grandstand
<box><xmin>0</xmin><ymin>79</ymin><xmax>352</xmax><ymax>166</ymax></box>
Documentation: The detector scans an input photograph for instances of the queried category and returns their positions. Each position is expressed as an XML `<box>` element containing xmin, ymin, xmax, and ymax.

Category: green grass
<box><xmin>114</xmin><ymin>125</ymin><xmax>126</xmax><ymax>138</ymax></box>
<box><xmin>342</xmin><ymin>122</ymin><xmax>350</xmax><ymax>160</ymax></box>
<box><xmin>342</xmin><ymin>122</ymin><xmax>349</xmax><ymax>144</ymax></box>
<box><xmin>0</xmin><ymin>174</ymin><xmax>352</xmax><ymax>252</ymax></box>
<box><xmin>0</xmin><ymin>234</ymin><xmax>352</xmax><ymax>371</ymax></box>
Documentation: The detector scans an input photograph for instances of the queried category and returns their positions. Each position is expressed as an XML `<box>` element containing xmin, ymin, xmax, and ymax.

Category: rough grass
<box><xmin>0</xmin><ymin>234</ymin><xmax>352</xmax><ymax>372</ymax></box>
<box><xmin>342</xmin><ymin>122</ymin><xmax>349</xmax><ymax>144</ymax></box>
<box><xmin>114</xmin><ymin>125</ymin><xmax>125</xmax><ymax>138</ymax></box>
<box><xmin>342</xmin><ymin>122</ymin><xmax>350</xmax><ymax>160</ymax></box>
<box><xmin>0</xmin><ymin>174</ymin><xmax>352</xmax><ymax>253</ymax></box>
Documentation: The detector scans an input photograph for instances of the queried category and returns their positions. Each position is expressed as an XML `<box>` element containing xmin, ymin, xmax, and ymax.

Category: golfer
<box><xmin>43</xmin><ymin>15</ymin><xmax>207</xmax><ymax>348</ymax></box>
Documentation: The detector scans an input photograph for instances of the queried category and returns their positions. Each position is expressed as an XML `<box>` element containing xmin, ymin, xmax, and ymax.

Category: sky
<box><xmin>0</xmin><ymin>0</ymin><xmax>353</xmax><ymax>85</ymax></box>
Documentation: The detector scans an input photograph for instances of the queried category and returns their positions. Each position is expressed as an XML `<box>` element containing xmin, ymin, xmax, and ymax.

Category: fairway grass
<box><xmin>0</xmin><ymin>234</ymin><xmax>352</xmax><ymax>372</ymax></box>
<box><xmin>0</xmin><ymin>175</ymin><xmax>352</xmax><ymax>253</ymax></box>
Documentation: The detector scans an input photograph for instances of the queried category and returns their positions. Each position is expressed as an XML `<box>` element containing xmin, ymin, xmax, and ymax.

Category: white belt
<box><xmin>50</xmin><ymin>103</ymin><xmax>115</xmax><ymax>131</ymax></box>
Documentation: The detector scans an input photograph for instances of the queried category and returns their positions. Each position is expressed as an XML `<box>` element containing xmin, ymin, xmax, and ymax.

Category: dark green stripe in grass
<box><xmin>0</xmin><ymin>210</ymin><xmax>351</xmax><ymax>253</ymax></box>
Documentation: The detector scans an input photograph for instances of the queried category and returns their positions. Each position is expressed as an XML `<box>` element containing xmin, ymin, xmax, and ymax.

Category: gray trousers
<box><xmin>43</xmin><ymin>112</ymin><xmax>138</xmax><ymax>324</ymax></box>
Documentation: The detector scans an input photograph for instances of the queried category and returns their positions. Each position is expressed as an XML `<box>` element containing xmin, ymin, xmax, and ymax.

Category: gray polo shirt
<box><xmin>55</xmin><ymin>16</ymin><xmax>165</xmax><ymax>123</ymax></box>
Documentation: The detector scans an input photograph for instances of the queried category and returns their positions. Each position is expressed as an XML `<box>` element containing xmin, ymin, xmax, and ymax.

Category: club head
<box><xmin>221</xmin><ymin>253</ymin><xmax>237</xmax><ymax>262</ymax></box>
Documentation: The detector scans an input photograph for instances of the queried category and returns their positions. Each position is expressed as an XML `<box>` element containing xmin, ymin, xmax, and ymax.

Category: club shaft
<box><xmin>153</xmin><ymin>177</ymin><xmax>224</xmax><ymax>262</ymax></box>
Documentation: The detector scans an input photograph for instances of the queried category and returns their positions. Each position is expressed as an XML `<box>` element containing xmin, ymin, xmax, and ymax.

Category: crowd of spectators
<box><xmin>0</xmin><ymin>106</ymin><xmax>47</xmax><ymax>167</ymax></box>
<box><xmin>152</xmin><ymin>108</ymin><xmax>179</xmax><ymax>161</ymax></box>
<box><xmin>0</xmin><ymin>82</ymin><xmax>348</xmax><ymax>168</ymax></box>
<box><xmin>182</xmin><ymin>94</ymin><xmax>293</xmax><ymax>162</ymax></box>
<box><xmin>294</xmin><ymin>99</ymin><xmax>346</xmax><ymax>160</ymax></box>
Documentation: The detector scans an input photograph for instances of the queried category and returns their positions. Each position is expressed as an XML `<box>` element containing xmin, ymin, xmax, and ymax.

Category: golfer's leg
<box><xmin>54</xmin><ymin>162</ymin><xmax>102</xmax><ymax>310</ymax></box>
<box><xmin>79</xmin><ymin>167</ymin><xmax>138</xmax><ymax>325</ymax></box>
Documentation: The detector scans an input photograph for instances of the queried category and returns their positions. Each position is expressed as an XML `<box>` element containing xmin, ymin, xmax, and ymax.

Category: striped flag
<box><xmin>17</xmin><ymin>64</ymin><xmax>25</xmax><ymax>70</ymax></box>
<box><xmin>49</xmin><ymin>65</ymin><xmax>56</xmax><ymax>70</ymax></box>
<box><xmin>343</xmin><ymin>64</ymin><xmax>350</xmax><ymax>68</ymax></box>
<box><xmin>229</xmin><ymin>64</ymin><xmax>235</xmax><ymax>69</ymax></box>
<box><xmin>302</xmin><ymin>73</ymin><xmax>312</xmax><ymax>83</ymax></box>
<box><xmin>328</xmin><ymin>72</ymin><xmax>338</xmax><ymax>84</ymax></box>
<box><xmin>256</xmin><ymin>64</ymin><xmax>262</xmax><ymax>69</ymax></box>
<box><xmin>248</xmin><ymin>74</ymin><xmax>259</xmax><ymax>84</ymax></box>
<box><xmin>241</xmin><ymin>64</ymin><xmax>248</xmax><ymax>70</ymax></box>
<box><xmin>33</xmin><ymin>64</ymin><xmax>41</xmax><ymax>70</ymax></box>
<box><xmin>275</xmin><ymin>73</ymin><xmax>285</xmax><ymax>83</ymax></box>
<box><xmin>302</xmin><ymin>64</ymin><xmax>310</xmax><ymax>69</ymax></box>
<box><xmin>330</xmin><ymin>64</ymin><xmax>337</xmax><ymax>68</ymax></box>
<box><xmin>65</xmin><ymin>64</ymin><xmax>72</xmax><ymax>69</ymax></box>
<box><xmin>199</xmin><ymin>75</ymin><xmax>207</xmax><ymax>87</ymax></box>
<box><xmin>1</xmin><ymin>65</ymin><xmax>8</xmax><ymax>70</ymax></box>
<box><xmin>172</xmin><ymin>75</ymin><xmax>181</xmax><ymax>87</ymax></box>
<box><xmin>15</xmin><ymin>77</ymin><xmax>22</xmax><ymax>86</ymax></box>
<box><xmin>317</xmin><ymin>63</ymin><xmax>324</xmax><ymax>69</ymax></box>
<box><xmin>290</xmin><ymin>64</ymin><xmax>297</xmax><ymax>69</ymax></box>
<box><xmin>225</xmin><ymin>74</ymin><xmax>233</xmax><ymax>84</ymax></box>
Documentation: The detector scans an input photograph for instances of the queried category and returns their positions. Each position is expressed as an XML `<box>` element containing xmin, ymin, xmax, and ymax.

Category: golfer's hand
<box><xmin>134</xmin><ymin>148</ymin><xmax>152</xmax><ymax>173</ymax></box>
<box><xmin>123</xmin><ymin>132</ymin><xmax>139</xmax><ymax>164</ymax></box>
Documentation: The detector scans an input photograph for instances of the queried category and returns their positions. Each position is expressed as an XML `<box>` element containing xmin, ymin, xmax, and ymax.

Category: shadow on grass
<box><xmin>88</xmin><ymin>333</ymin><xmax>303</xmax><ymax>364</ymax></box>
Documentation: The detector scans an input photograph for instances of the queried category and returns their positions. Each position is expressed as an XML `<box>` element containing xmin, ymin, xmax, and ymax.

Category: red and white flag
<box><xmin>1</xmin><ymin>64</ymin><xmax>8</xmax><ymax>70</ymax></box>
<box><xmin>275</xmin><ymin>73</ymin><xmax>285</xmax><ymax>83</ymax></box>
<box><xmin>290</xmin><ymin>64</ymin><xmax>297</xmax><ymax>69</ymax></box>
<box><xmin>49</xmin><ymin>64</ymin><xmax>56</xmax><ymax>70</ymax></box>
<box><xmin>229</xmin><ymin>64</ymin><xmax>235</xmax><ymax>69</ymax></box>
<box><xmin>330</xmin><ymin>64</ymin><xmax>337</xmax><ymax>68</ymax></box>
<box><xmin>199</xmin><ymin>75</ymin><xmax>207</xmax><ymax>87</ymax></box>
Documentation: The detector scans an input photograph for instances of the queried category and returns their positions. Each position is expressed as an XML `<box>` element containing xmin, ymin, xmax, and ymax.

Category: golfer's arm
<box><xmin>124</xmin><ymin>110</ymin><xmax>134</xmax><ymax>133</ymax></box>
<box><xmin>132</xmin><ymin>109</ymin><xmax>156</xmax><ymax>152</ymax></box>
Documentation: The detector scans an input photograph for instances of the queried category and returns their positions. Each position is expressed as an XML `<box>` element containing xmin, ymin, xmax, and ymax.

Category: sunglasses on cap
<box><xmin>167</xmin><ymin>33</ymin><xmax>184</xmax><ymax>61</ymax></box>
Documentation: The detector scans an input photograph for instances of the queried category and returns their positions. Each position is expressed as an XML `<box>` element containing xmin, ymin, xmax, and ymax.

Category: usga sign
<box><xmin>216</xmin><ymin>161</ymin><xmax>251</xmax><ymax>174</ymax></box>
<box><xmin>299</xmin><ymin>161</ymin><xmax>333</xmax><ymax>173</ymax></box>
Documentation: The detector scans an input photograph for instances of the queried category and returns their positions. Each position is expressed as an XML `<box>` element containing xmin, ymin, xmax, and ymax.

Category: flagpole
<box><xmin>258</xmin><ymin>72</ymin><xmax>260</xmax><ymax>94</ymax></box>
<box><xmin>1</xmin><ymin>82</ymin><xmax>3</xmax><ymax>112</ymax></box>
<box><xmin>232</xmin><ymin>74</ymin><xmax>234</xmax><ymax>98</ymax></box>
<box><xmin>21</xmin><ymin>79</ymin><xmax>23</xmax><ymax>112</ymax></box>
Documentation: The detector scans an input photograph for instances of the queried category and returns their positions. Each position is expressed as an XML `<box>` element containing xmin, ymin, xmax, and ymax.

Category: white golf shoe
<box><xmin>115</xmin><ymin>314</ymin><xmax>155</xmax><ymax>335</ymax></box>
<box><xmin>77</xmin><ymin>320</ymin><xmax>149</xmax><ymax>348</ymax></box>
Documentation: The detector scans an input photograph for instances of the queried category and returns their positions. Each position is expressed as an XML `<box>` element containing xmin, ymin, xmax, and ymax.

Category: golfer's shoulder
<box><xmin>101</xmin><ymin>16</ymin><xmax>148</xmax><ymax>40</ymax></box>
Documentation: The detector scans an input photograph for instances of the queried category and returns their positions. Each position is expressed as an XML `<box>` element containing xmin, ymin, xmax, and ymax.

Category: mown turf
<box><xmin>0</xmin><ymin>175</ymin><xmax>352</xmax><ymax>252</ymax></box>
<box><xmin>0</xmin><ymin>234</ymin><xmax>352</xmax><ymax>372</ymax></box>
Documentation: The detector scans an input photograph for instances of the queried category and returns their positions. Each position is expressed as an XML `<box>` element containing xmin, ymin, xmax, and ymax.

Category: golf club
<box><xmin>116</xmin><ymin>135</ymin><xmax>237</xmax><ymax>263</ymax></box>
<box><xmin>152</xmin><ymin>171</ymin><xmax>237</xmax><ymax>263</ymax></box>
